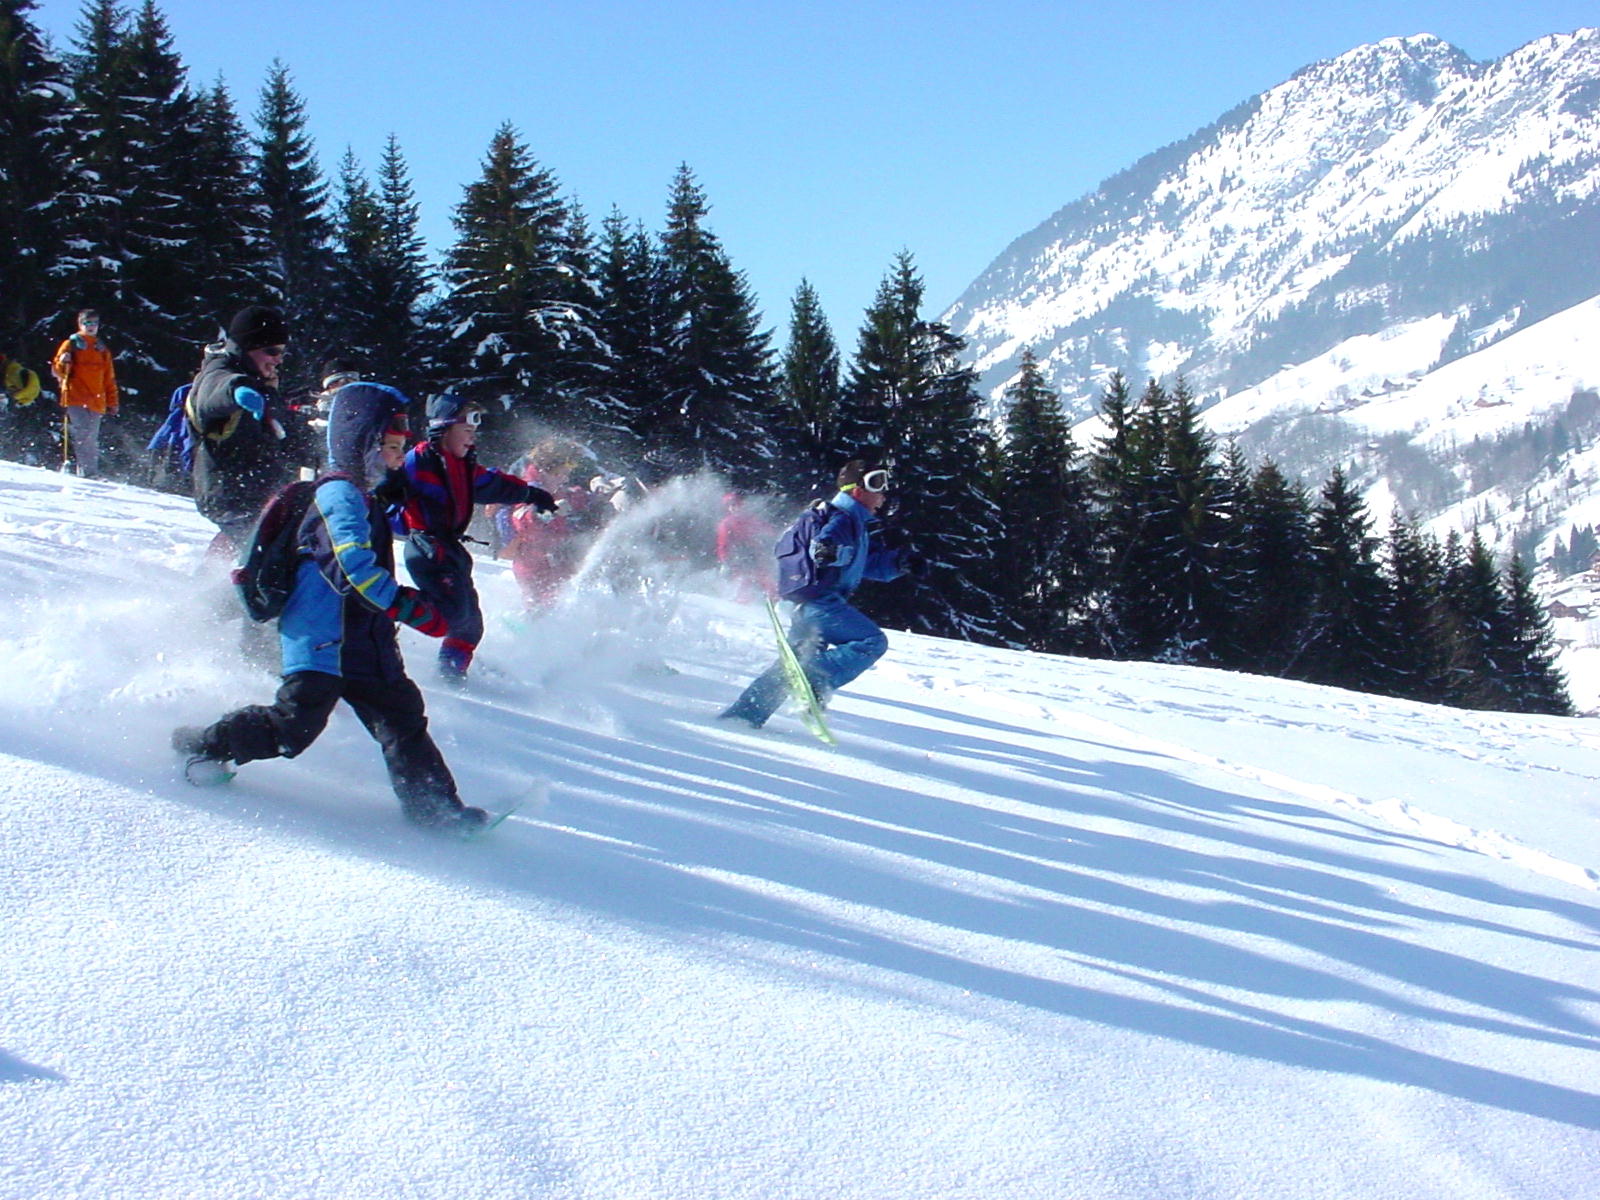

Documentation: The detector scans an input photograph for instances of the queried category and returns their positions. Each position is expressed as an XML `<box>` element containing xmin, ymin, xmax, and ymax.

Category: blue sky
<box><xmin>31</xmin><ymin>1</ymin><xmax>1600</xmax><ymax>347</ymax></box>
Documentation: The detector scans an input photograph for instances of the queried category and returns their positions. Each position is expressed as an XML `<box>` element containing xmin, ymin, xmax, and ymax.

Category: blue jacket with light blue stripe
<box><xmin>278</xmin><ymin>477</ymin><xmax>406</xmax><ymax>681</ymax></box>
<box><xmin>809</xmin><ymin>490</ymin><xmax>905</xmax><ymax>600</ymax></box>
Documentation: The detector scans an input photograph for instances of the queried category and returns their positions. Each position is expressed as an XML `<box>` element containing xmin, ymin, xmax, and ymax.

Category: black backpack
<box><xmin>231</xmin><ymin>474</ymin><xmax>346</xmax><ymax>621</ymax></box>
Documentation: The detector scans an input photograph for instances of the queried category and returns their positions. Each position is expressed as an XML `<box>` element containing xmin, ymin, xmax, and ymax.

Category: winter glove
<box><xmin>811</xmin><ymin>539</ymin><xmax>839</xmax><ymax>567</ymax></box>
<box><xmin>386</xmin><ymin>586</ymin><xmax>448</xmax><ymax>638</ymax></box>
<box><xmin>233</xmin><ymin>385</ymin><xmax>266</xmax><ymax>419</ymax></box>
<box><xmin>903</xmin><ymin>551</ymin><xmax>930</xmax><ymax>581</ymax></box>
<box><xmin>410</xmin><ymin>532</ymin><xmax>446</xmax><ymax>563</ymax></box>
<box><xmin>373</xmin><ymin>468</ymin><xmax>409</xmax><ymax>508</ymax></box>
<box><xmin>524</xmin><ymin>484</ymin><xmax>558</xmax><ymax>513</ymax></box>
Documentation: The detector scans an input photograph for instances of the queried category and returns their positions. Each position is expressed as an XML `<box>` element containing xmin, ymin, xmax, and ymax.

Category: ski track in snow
<box><xmin>3</xmin><ymin>461</ymin><xmax>1599</xmax><ymax>1199</ymax></box>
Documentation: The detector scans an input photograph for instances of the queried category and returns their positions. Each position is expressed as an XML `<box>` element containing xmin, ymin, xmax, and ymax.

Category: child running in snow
<box><xmin>172</xmin><ymin>383</ymin><xmax>491</xmax><ymax>834</ymax></box>
<box><xmin>397</xmin><ymin>395</ymin><xmax>556</xmax><ymax>681</ymax></box>
<box><xmin>719</xmin><ymin>460</ymin><xmax>923</xmax><ymax>729</ymax></box>
<box><xmin>500</xmin><ymin>437</ymin><xmax>611</xmax><ymax>612</ymax></box>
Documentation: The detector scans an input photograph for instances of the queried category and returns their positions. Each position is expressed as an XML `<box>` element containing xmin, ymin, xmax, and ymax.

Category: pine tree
<box><xmin>837</xmin><ymin>252</ymin><xmax>1003</xmax><ymax>640</ymax></box>
<box><xmin>1302</xmin><ymin>466</ymin><xmax>1396</xmax><ymax>692</ymax></box>
<box><xmin>1443</xmin><ymin>532</ymin><xmax>1512</xmax><ymax>710</ymax></box>
<box><xmin>652</xmin><ymin>164</ymin><xmax>787</xmax><ymax>488</ymax></box>
<box><xmin>55</xmin><ymin>0</ymin><xmax>134</xmax><ymax>323</ymax></box>
<box><xmin>185</xmin><ymin>79</ymin><xmax>278</xmax><ymax>339</ymax></box>
<box><xmin>778</xmin><ymin>279</ymin><xmax>840</xmax><ymax>497</ymax></box>
<box><xmin>327</xmin><ymin>138</ymin><xmax>432</xmax><ymax>393</ymax></box>
<box><xmin>0</xmin><ymin>0</ymin><xmax>78</xmax><ymax>354</ymax></box>
<box><xmin>255</xmin><ymin>59</ymin><xmax>332</xmax><ymax>380</ymax></box>
<box><xmin>1497</xmin><ymin>554</ymin><xmax>1572</xmax><ymax>715</ymax></box>
<box><xmin>590</xmin><ymin>207</ymin><xmax>665</xmax><ymax>459</ymax></box>
<box><xmin>997</xmin><ymin>348</ymin><xmax>1090</xmax><ymax>650</ymax></box>
<box><xmin>1383</xmin><ymin>516</ymin><xmax>1458</xmax><ymax>704</ymax></box>
<box><xmin>1087</xmin><ymin>376</ymin><xmax>1171</xmax><ymax>658</ymax></box>
<box><xmin>1236</xmin><ymin>460</ymin><xmax>1318</xmax><ymax>674</ymax></box>
<box><xmin>1150</xmin><ymin>377</ymin><xmax>1226</xmax><ymax>662</ymax></box>
<box><xmin>440</xmin><ymin>123</ymin><xmax>599</xmax><ymax>425</ymax></box>
<box><xmin>1207</xmin><ymin>441</ymin><xmax>1255</xmax><ymax>667</ymax></box>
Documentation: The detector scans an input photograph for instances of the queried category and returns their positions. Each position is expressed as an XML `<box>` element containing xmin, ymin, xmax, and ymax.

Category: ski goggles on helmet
<box><xmin>861</xmin><ymin>468</ymin><xmax>891</xmax><ymax>493</ymax></box>
<box><xmin>384</xmin><ymin>411</ymin><xmax>410</xmax><ymax>436</ymax></box>
<box><xmin>461</xmin><ymin>406</ymin><xmax>484</xmax><ymax>428</ymax></box>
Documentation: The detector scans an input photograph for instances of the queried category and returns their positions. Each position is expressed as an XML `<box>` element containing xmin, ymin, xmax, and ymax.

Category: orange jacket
<box><xmin>52</xmin><ymin>333</ymin><xmax>118</xmax><ymax>413</ymax></box>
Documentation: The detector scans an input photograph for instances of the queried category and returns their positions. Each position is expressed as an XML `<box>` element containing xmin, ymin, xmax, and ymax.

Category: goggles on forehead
<box><xmin>461</xmin><ymin>407</ymin><xmax>483</xmax><ymax>428</ymax></box>
<box><xmin>861</xmin><ymin>468</ymin><xmax>891</xmax><ymax>493</ymax></box>
<box><xmin>384</xmin><ymin>412</ymin><xmax>410</xmax><ymax>435</ymax></box>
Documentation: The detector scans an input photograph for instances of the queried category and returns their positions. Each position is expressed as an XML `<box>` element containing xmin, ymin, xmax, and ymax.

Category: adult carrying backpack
<box><xmin>773</xmin><ymin>500</ymin><xmax>836</xmax><ymax>601</ymax></box>
<box><xmin>232</xmin><ymin>475</ymin><xmax>344</xmax><ymax>621</ymax></box>
<box><xmin>146</xmin><ymin>383</ymin><xmax>195</xmax><ymax>492</ymax></box>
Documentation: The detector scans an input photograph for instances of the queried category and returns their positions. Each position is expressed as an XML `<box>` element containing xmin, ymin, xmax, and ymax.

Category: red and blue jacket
<box><xmin>398</xmin><ymin>441</ymin><xmax>542</xmax><ymax>539</ymax></box>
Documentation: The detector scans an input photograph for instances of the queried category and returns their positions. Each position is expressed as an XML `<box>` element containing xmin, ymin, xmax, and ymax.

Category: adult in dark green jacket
<box><xmin>187</xmin><ymin>305</ymin><xmax>294</xmax><ymax>550</ymax></box>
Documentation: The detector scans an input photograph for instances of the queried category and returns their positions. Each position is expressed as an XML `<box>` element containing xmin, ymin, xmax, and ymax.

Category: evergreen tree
<box><xmin>1087</xmin><ymin>376</ymin><xmax>1170</xmax><ymax>658</ymax></box>
<box><xmin>55</xmin><ymin>0</ymin><xmax>134</xmax><ymax>323</ymax></box>
<box><xmin>779</xmin><ymin>279</ymin><xmax>840</xmax><ymax>496</ymax></box>
<box><xmin>997</xmin><ymin>348</ymin><xmax>1091</xmax><ymax>650</ymax></box>
<box><xmin>255</xmin><ymin>59</ymin><xmax>332</xmax><ymax>381</ymax></box>
<box><xmin>590</xmin><ymin>207</ymin><xmax>666</xmax><ymax>458</ymax></box>
<box><xmin>1443</xmin><ymin>532</ymin><xmax>1512</xmax><ymax>710</ymax></box>
<box><xmin>1207</xmin><ymin>441</ymin><xmax>1256</xmax><ymax>667</ymax></box>
<box><xmin>1150</xmin><ymin>377</ymin><xmax>1227</xmax><ymax>661</ymax></box>
<box><xmin>184</xmin><ymin>78</ymin><xmax>278</xmax><ymax>338</ymax></box>
<box><xmin>440</xmin><ymin>123</ymin><xmax>599</xmax><ymax>427</ymax></box>
<box><xmin>652</xmin><ymin>164</ymin><xmax>788</xmax><ymax>488</ymax></box>
<box><xmin>1383</xmin><ymin>516</ymin><xmax>1458</xmax><ymax>704</ymax></box>
<box><xmin>1236</xmin><ymin>460</ymin><xmax>1318</xmax><ymax>674</ymax></box>
<box><xmin>837</xmin><ymin>252</ymin><xmax>1003</xmax><ymax>641</ymax></box>
<box><xmin>1497</xmin><ymin>554</ymin><xmax>1572</xmax><ymax>715</ymax></box>
<box><xmin>329</xmin><ymin>138</ymin><xmax>432</xmax><ymax>393</ymax></box>
<box><xmin>55</xmin><ymin>0</ymin><xmax>203</xmax><ymax>407</ymax></box>
<box><xmin>1302</xmin><ymin>466</ymin><xmax>1396</xmax><ymax>692</ymax></box>
<box><xmin>0</xmin><ymin>0</ymin><xmax>78</xmax><ymax>353</ymax></box>
<box><xmin>116</xmin><ymin>0</ymin><xmax>202</xmax><ymax>392</ymax></box>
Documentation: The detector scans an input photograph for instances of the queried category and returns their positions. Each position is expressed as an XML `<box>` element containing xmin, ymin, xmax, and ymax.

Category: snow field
<box><xmin>2</xmin><ymin>461</ymin><xmax>1598</xmax><ymax>1198</ymax></box>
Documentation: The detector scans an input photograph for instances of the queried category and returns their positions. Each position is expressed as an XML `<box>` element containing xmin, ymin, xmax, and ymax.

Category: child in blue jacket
<box><xmin>173</xmin><ymin>383</ymin><xmax>490</xmax><ymax>833</ymax></box>
<box><xmin>720</xmin><ymin>460</ymin><xmax>918</xmax><ymax>728</ymax></box>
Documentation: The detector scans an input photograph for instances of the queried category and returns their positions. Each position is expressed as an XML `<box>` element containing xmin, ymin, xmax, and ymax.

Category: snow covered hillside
<box><xmin>3</xmin><ymin>462</ymin><xmax>1599</xmax><ymax>1199</ymax></box>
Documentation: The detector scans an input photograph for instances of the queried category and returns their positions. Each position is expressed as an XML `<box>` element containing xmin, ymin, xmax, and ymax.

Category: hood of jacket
<box><xmin>327</xmin><ymin>381</ymin><xmax>409</xmax><ymax>488</ymax></box>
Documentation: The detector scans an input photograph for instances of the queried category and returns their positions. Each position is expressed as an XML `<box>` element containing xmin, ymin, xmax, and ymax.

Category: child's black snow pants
<box><xmin>199</xmin><ymin>669</ymin><xmax>464</xmax><ymax>824</ymax></box>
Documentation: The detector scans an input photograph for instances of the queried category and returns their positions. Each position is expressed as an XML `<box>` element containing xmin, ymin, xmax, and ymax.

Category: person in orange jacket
<box><xmin>51</xmin><ymin>309</ymin><xmax>118</xmax><ymax>477</ymax></box>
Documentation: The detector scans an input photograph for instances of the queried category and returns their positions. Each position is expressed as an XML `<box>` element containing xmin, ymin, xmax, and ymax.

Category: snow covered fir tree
<box><xmin>0</xmin><ymin>0</ymin><xmax>1579</xmax><ymax>717</ymax></box>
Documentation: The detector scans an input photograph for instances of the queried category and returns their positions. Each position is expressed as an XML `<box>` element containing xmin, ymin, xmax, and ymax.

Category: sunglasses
<box><xmin>257</xmin><ymin>346</ymin><xmax>287</xmax><ymax>360</ymax></box>
<box><xmin>862</xmin><ymin>468</ymin><xmax>891</xmax><ymax>493</ymax></box>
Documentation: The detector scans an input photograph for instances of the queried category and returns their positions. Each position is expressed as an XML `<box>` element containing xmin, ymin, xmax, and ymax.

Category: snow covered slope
<box><xmin>3</xmin><ymin>462</ymin><xmax>1599</xmax><ymax>1199</ymax></box>
<box><xmin>947</xmin><ymin>28</ymin><xmax>1600</xmax><ymax>416</ymax></box>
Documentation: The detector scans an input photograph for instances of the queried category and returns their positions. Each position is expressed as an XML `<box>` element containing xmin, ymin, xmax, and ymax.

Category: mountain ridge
<box><xmin>945</xmin><ymin>27</ymin><xmax>1600</xmax><ymax>413</ymax></box>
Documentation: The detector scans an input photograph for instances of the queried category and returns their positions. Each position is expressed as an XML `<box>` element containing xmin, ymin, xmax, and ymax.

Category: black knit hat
<box><xmin>228</xmin><ymin>305</ymin><xmax>289</xmax><ymax>353</ymax></box>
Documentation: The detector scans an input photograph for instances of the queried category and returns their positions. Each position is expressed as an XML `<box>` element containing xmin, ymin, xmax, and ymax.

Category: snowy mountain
<box><xmin>946</xmin><ymin>27</ymin><xmax>1600</xmax><ymax>568</ymax></box>
<box><xmin>4</xmin><ymin>462</ymin><xmax>1600</xmax><ymax>1198</ymax></box>
<box><xmin>948</xmin><ymin>29</ymin><xmax>1600</xmax><ymax>414</ymax></box>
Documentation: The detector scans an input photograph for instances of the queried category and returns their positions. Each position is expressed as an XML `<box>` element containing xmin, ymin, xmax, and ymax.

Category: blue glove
<box><xmin>234</xmin><ymin>385</ymin><xmax>266</xmax><ymax>419</ymax></box>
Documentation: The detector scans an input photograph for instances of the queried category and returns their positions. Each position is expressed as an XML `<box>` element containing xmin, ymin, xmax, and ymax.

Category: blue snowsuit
<box><xmin>721</xmin><ymin>490</ymin><xmax>907</xmax><ymax>727</ymax></box>
<box><xmin>184</xmin><ymin>384</ymin><xmax>471</xmax><ymax>827</ymax></box>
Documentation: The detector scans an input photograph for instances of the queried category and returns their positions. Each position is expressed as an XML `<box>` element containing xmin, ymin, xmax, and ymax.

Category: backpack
<box><xmin>146</xmin><ymin>384</ymin><xmax>195</xmax><ymax>489</ymax></box>
<box><xmin>232</xmin><ymin>475</ymin><xmax>344</xmax><ymax>622</ymax></box>
<box><xmin>774</xmin><ymin>500</ymin><xmax>836</xmax><ymax>601</ymax></box>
